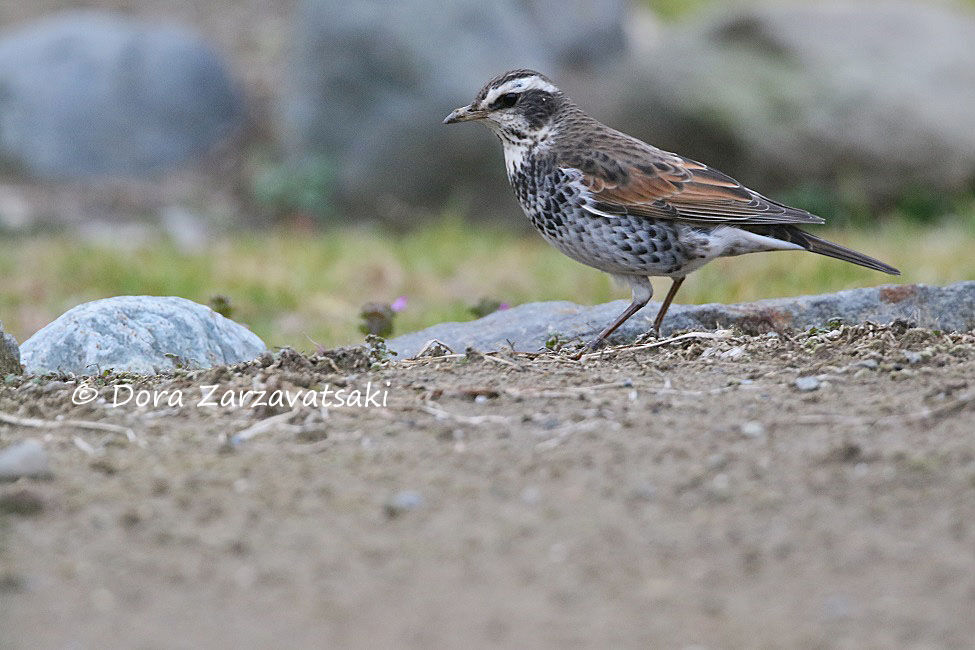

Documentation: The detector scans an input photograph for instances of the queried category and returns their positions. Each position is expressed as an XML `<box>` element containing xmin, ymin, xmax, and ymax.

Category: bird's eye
<box><xmin>493</xmin><ymin>92</ymin><xmax>519</xmax><ymax>109</ymax></box>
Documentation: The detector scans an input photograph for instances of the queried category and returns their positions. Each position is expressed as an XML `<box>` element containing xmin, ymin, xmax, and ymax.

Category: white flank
<box><xmin>705</xmin><ymin>226</ymin><xmax>804</xmax><ymax>256</ymax></box>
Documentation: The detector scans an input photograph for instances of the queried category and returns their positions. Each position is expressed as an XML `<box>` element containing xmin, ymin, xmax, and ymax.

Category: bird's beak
<box><xmin>443</xmin><ymin>104</ymin><xmax>486</xmax><ymax>125</ymax></box>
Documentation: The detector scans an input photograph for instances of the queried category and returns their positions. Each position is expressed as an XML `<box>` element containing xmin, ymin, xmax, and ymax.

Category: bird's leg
<box><xmin>573</xmin><ymin>277</ymin><xmax>652</xmax><ymax>359</ymax></box>
<box><xmin>651</xmin><ymin>276</ymin><xmax>685</xmax><ymax>337</ymax></box>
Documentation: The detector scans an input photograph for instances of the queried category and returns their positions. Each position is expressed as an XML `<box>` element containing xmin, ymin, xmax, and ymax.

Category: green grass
<box><xmin>642</xmin><ymin>0</ymin><xmax>975</xmax><ymax>20</ymax></box>
<box><xmin>1</xmin><ymin>215</ymin><xmax>973</xmax><ymax>352</ymax></box>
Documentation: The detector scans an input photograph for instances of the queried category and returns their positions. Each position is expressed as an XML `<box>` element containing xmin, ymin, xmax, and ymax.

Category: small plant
<box><xmin>365</xmin><ymin>334</ymin><xmax>397</xmax><ymax>365</ymax></box>
<box><xmin>208</xmin><ymin>294</ymin><xmax>234</xmax><ymax>319</ymax></box>
<box><xmin>470</xmin><ymin>297</ymin><xmax>510</xmax><ymax>319</ymax></box>
<box><xmin>359</xmin><ymin>302</ymin><xmax>396</xmax><ymax>338</ymax></box>
<box><xmin>545</xmin><ymin>332</ymin><xmax>568</xmax><ymax>351</ymax></box>
<box><xmin>359</xmin><ymin>297</ymin><xmax>406</xmax><ymax>338</ymax></box>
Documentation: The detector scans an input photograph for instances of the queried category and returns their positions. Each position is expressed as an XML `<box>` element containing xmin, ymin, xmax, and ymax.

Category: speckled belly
<box><xmin>509</xmin><ymin>163</ymin><xmax>706</xmax><ymax>277</ymax></box>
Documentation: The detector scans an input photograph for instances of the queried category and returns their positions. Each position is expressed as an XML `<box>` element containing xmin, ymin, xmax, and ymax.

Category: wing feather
<box><xmin>560</xmin><ymin>144</ymin><xmax>824</xmax><ymax>226</ymax></box>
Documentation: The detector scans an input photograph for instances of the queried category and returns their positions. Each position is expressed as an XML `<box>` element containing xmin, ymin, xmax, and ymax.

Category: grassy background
<box><xmin>2</xmin><ymin>213</ymin><xmax>973</xmax><ymax>351</ymax></box>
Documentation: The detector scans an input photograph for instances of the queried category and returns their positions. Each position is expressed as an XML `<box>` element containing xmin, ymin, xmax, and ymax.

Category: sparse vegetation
<box><xmin>1</xmin><ymin>214</ymin><xmax>972</xmax><ymax>350</ymax></box>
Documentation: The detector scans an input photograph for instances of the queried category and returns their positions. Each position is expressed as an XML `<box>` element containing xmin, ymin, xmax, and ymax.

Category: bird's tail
<box><xmin>751</xmin><ymin>225</ymin><xmax>900</xmax><ymax>275</ymax></box>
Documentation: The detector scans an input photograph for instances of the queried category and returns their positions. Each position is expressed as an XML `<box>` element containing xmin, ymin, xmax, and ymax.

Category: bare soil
<box><xmin>2</xmin><ymin>322</ymin><xmax>975</xmax><ymax>648</ymax></box>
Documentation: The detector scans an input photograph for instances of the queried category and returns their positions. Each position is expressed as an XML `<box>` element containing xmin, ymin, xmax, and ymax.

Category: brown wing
<box><xmin>562</xmin><ymin>146</ymin><xmax>824</xmax><ymax>226</ymax></box>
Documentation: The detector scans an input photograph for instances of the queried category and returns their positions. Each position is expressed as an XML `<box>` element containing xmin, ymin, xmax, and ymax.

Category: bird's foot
<box><xmin>635</xmin><ymin>328</ymin><xmax>663</xmax><ymax>345</ymax></box>
<box><xmin>569</xmin><ymin>337</ymin><xmax>605</xmax><ymax>361</ymax></box>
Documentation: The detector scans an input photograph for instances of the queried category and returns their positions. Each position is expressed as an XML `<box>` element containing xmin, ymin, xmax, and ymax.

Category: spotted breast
<box><xmin>506</xmin><ymin>149</ymin><xmax>703</xmax><ymax>278</ymax></box>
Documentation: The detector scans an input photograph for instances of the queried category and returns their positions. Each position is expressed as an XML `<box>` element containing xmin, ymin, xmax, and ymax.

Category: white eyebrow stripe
<box><xmin>484</xmin><ymin>76</ymin><xmax>559</xmax><ymax>105</ymax></box>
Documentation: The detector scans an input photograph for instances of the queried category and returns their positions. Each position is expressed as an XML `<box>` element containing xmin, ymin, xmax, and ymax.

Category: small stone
<box><xmin>740</xmin><ymin>421</ymin><xmax>766</xmax><ymax>439</ymax></box>
<box><xmin>706</xmin><ymin>453</ymin><xmax>729</xmax><ymax>471</ymax></box>
<box><xmin>794</xmin><ymin>376</ymin><xmax>821</xmax><ymax>392</ymax></box>
<box><xmin>629</xmin><ymin>483</ymin><xmax>657</xmax><ymax>501</ymax></box>
<box><xmin>720</xmin><ymin>346</ymin><xmax>745</xmax><ymax>360</ymax></box>
<box><xmin>0</xmin><ymin>439</ymin><xmax>51</xmax><ymax>481</ymax></box>
<box><xmin>902</xmin><ymin>350</ymin><xmax>923</xmax><ymax>364</ymax></box>
<box><xmin>0</xmin><ymin>488</ymin><xmax>44</xmax><ymax>516</ymax></box>
<box><xmin>520</xmin><ymin>486</ymin><xmax>540</xmax><ymax>505</ymax></box>
<box><xmin>708</xmin><ymin>473</ymin><xmax>731</xmax><ymax>500</ymax></box>
<box><xmin>852</xmin><ymin>359</ymin><xmax>879</xmax><ymax>370</ymax></box>
<box><xmin>384</xmin><ymin>490</ymin><xmax>424</xmax><ymax>518</ymax></box>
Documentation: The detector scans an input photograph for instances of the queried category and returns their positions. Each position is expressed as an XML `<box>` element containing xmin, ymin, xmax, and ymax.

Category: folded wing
<box><xmin>561</xmin><ymin>145</ymin><xmax>824</xmax><ymax>227</ymax></box>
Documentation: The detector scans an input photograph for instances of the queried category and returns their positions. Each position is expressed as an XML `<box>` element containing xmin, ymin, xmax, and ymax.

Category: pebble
<box><xmin>708</xmin><ymin>473</ymin><xmax>732</xmax><ymax>500</ymax></box>
<box><xmin>0</xmin><ymin>439</ymin><xmax>51</xmax><ymax>481</ymax></box>
<box><xmin>902</xmin><ymin>350</ymin><xmax>923</xmax><ymax>365</ymax></box>
<box><xmin>384</xmin><ymin>490</ymin><xmax>424</xmax><ymax>518</ymax></box>
<box><xmin>794</xmin><ymin>376</ymin><xmax>821</xmax><ymax>392</ymax></box>
<box><xmin>852</xmin><ymin>359</ymin><xmax>879</xmax><ymax>370</ymax></box>
<box><xmin>629</xmin><ymin>483</ymin><xmax>657</xmax><ymax>501</ymax></box>
<box><xmin>520</xmin><ymin>486</ymin><xmax>540</xmax><ymax>505</ymax></box>
<box><xmin>707</xmin><ymin>453</ymin><xmax>729</xmax><ymax>471</ymax></box>
<box><xmin>720</xmin><ymin>346</ymin><xmax>746</xmax><ymax>360</ymax></box>
<box><xmin>740</xmin><ymin>421</ymin><xmax>766</xmax><ymax>439</ymax></box>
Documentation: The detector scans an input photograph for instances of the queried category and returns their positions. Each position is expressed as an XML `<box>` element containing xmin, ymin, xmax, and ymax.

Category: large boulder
<box><xmin>387</xmin><ymin>282</ymin><xmax>975</xmax><ymax>357</ymax></box>
<box><xmin>603</xmin><ymin>1</ymin><xmax>975</xmax><ymax>207</ymax></box>
<box><xmin>21</xmin><ymin>296</ymin><xmax>267</xmax><ymax>375</ymax></box>
<box><xmin>0</xmin><ymin>11</ymin><xmax>243</xmax><ymax>179</ymax></box>
<box><xmin>284</xmin><ymin>0</ymin><xmax>629</xmax><ymax>222</ymax></box>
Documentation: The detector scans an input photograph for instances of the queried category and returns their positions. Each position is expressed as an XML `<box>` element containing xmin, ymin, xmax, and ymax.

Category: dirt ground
<box><xmin>1</xmin><ymin>322</ymin><xmax>974</xmax><ymax>649</ymax></box>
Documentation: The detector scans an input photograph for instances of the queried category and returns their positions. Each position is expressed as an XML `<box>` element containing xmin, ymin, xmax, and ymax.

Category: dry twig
<box><xmin>0</xmin><ymin>410</ymin><xmax>143</xmax><ymax>446</ymax></box>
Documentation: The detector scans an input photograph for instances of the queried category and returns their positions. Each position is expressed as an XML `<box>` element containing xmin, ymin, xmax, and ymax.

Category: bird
<box><xmin>444</xmin><ymin>69</ymin><xmax>900</xmax><ymax>356</ymax></box>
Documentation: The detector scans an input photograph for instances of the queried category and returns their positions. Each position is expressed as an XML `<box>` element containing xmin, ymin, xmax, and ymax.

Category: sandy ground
<box><xmin>1</xmin><ymin>322</ymin><xmax>974</xmax><ymax>649</ymax></box>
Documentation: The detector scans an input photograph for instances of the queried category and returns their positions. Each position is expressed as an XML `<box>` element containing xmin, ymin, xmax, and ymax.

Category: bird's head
<box><xmin>444</xmin><ymin>69</ymin><xmax>565</xmax><ymax>142</ymax></box>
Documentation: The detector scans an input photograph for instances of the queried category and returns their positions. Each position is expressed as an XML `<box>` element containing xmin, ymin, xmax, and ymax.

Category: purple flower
<box><xmin>391</xmin><ymin>295</ymin><xmax>408</xmax><ymax>312</ymax></box>
<box><xmin>498</xmin><ymin>303</ymin><xmax>510</xmax><ymax>310</ymax></box>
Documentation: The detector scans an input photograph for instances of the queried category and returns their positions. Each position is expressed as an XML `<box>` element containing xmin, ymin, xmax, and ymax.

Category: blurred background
<box><xmin>1</xmin><ymin>0</ymin><xmax>974</xmax><ymax>350</ymax></box>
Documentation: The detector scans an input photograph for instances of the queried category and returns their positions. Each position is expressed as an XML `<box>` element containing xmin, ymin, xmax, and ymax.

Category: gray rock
<box><xmin>387</xmin><ymin>282</ymin><xmax>975</xmax><ymax>357</ymax></box>
<box><xmin>0</xmin><ymin>322</ymin><xmax>21</xmax><ymax>375</ymax></box>
<box><xmin>384</xmin><ymin>490</ymin><xmax>424</xmax><ymax>518</ymax></box>
<box><xmin>0</xmin><ymin>440</ymin><xmax>51</xmax><ymax>482</ymax></box>
<box><xmin>0</xmin><ymin>11</ymin><xmax>242</xmax><ymax>179</ymax></box>
<box><xmin>21</xmin><ymin>296</ymin><xmax>266</xmax><ymax>375</ymax></box>
<box><xmin>606</xmin><ymin>1</ymin><xmax>975</xmax><ymax>205</ymax></box>
<box><xmin>794</xmin><ymin>376</ymin><xmax>821</xmax><ymax>392</ymax></box>
<box><xmin>285</xmin><ymin>0</ymin><xmax>629</xmax><ymax>221</ymax></box>
<box><xmin>739</xmin><ymin>421</ymin><xmax>766</xmax><ymax>439</ymax></box>
<box><xmin>901</xmin><ymin>350</ymin><xmax>923</xmax><ymax>365</ymax></box>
